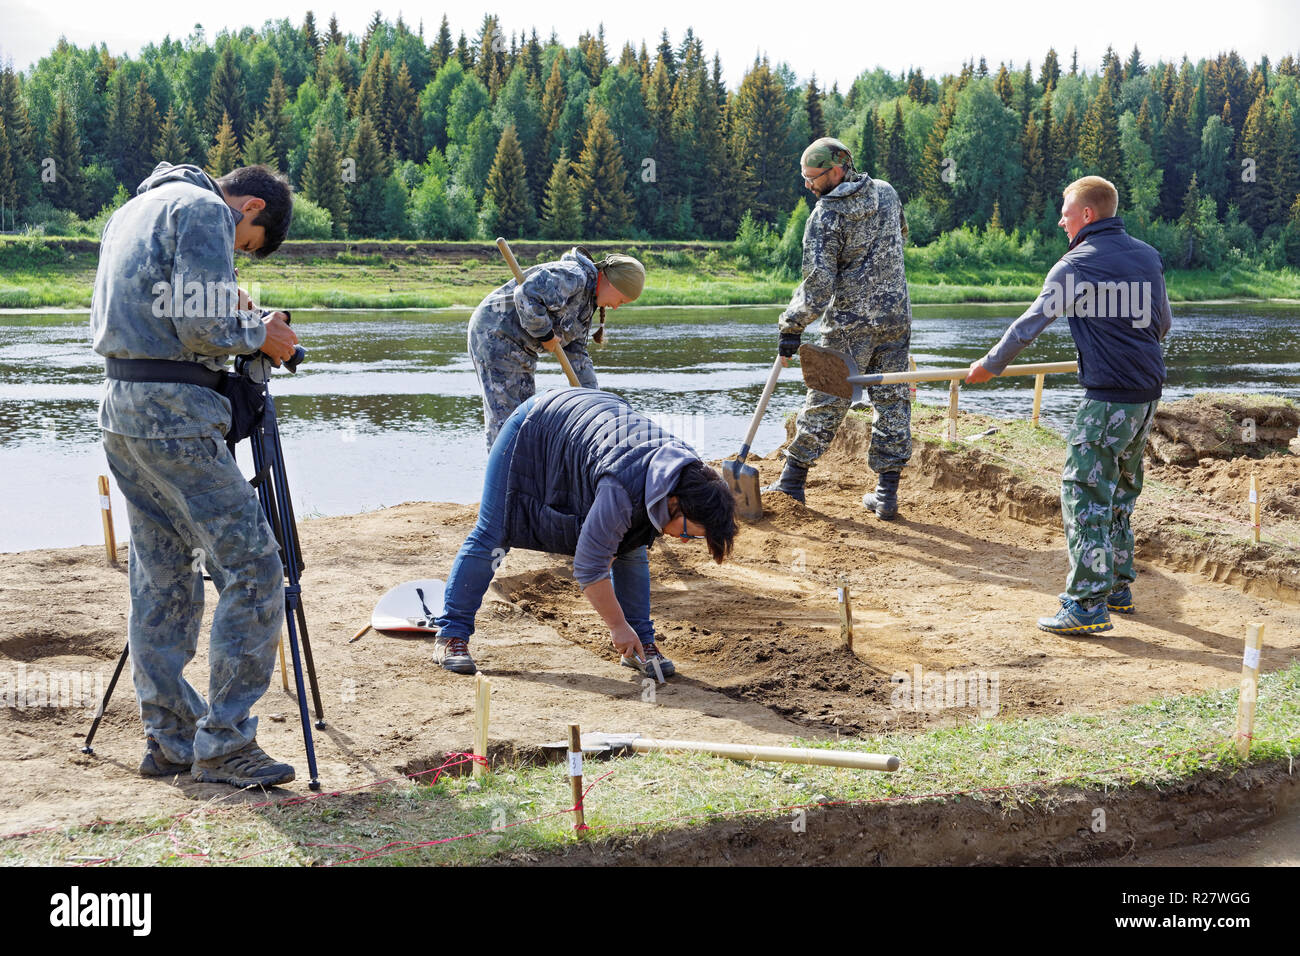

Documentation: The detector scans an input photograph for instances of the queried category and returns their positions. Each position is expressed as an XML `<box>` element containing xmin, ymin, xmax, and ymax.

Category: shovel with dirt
<box><xmin>798</xmin><ymin>343</ymin><xmax>1076</xmax><ymax>404</ymax></box>
<box><xmin>721</xmin><ymin>354</ymin><xmax>785</xmax><ymax>521</ymax></box>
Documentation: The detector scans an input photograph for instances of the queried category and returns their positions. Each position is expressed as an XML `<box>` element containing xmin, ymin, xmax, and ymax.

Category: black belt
<box><xmin>105</xmin><ymin>358</ymin><xmax>224</xmax><ymax>390</ymax></box>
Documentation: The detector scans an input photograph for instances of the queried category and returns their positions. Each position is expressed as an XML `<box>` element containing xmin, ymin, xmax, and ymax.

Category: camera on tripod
<box><xmin>235</xmin><ymin>309</ymin><xmax>307</xmax><ymax>380</ymax></box>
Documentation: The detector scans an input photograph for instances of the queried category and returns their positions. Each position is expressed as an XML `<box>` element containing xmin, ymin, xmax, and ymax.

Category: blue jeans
<box><xmin>436</xmin><ymin>396</ymin><xmax>655</xmax><ymax>645</ymax></box>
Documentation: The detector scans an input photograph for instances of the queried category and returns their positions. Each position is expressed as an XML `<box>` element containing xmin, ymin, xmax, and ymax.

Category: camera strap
<box><xmin>105</xmin><ymin>358</ymin><xmax>225</xmax><ymax>390</ymax></box>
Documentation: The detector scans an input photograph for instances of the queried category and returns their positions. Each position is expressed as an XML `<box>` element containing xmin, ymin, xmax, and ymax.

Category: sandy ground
<box><xmin>2</xmin><ymin>436</ymin><xmax>1298</xmax><ymax>837</ymax></box>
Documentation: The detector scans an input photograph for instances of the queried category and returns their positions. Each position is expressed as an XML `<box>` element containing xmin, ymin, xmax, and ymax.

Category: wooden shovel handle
<box><xmin>496</xmin><ymin>237</ymin><xmax>582</xmax><ymax>388</ymax></box>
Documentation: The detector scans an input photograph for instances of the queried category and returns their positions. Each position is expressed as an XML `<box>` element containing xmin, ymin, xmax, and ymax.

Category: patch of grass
<box><xmin>5</xmin><ymin>663</ymin><xmax>1296</xmax><ymax>866</ymax></box>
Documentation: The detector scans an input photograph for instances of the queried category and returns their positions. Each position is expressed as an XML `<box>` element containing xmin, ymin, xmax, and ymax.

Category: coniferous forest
<box><xmin>3</xmin><ymin>13</ymin><xmax>1300</xmax><ymax>271</ymax></box>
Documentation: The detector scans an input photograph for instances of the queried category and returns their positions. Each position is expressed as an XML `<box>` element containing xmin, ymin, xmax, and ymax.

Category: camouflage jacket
<box><xmin>472</xmin><ymin>247</ymin><xmax>598</xmax><ymax>353</ymax></box>
<box><xmin>91</xmin><ymin>163</ymin><xmax>266</xmax><ymax>439</ymax></box>
<box><xmin>779</xmin><ymin>172</ymin><xmax>911</xmax><ymax>337</ymax></box>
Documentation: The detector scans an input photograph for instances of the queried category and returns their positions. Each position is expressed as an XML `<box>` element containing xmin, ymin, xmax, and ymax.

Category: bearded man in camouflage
<box><xmin>468</xmin><ymin>247</ymin><xmax>645</xmax><ymax>449</ymax></box>
<box><xmin>765</xmin><ymin>137</ymin><xmax>913</xmax><ymax>519</ymax></box>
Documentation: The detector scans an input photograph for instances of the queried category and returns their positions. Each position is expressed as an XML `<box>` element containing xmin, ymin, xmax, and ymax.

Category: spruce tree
<box><xmin>994</xmin><ymin>65</ymin><xmax>1013</xmax><ymax>106</ymax></box>
<box><xmin>573</xmin><ymin>108</ymin><xmax>633</xmax><ymax>236</ymax></box>
<box><xmin>346</xmin><ymin>112</ymin><xmax>390</xmax><ymax>236</ymax></box>
<box><xmin>1079</xmin><ymin>83</ymin><xmax>1122</xmax><ymax>193</ymax></box>
<box><xmin>0</xmin><ymin>120</ymin><xmax>17</xmax><ymax>220</ymax></box>
<box><xmin>487</xmin><ymin>124</ymin><xmax>534</xmax><ymax>237</ymax></box>
<box><xmin>729</xmin><ymin>57</ymin><xmax>793</xmax><ymax>224</ymax></box>
<box><xmin>128</xmin><ymin>76</ymin><xmax>160</xmax><ymax>186</ymax></box>
<box><xmin>302</xmin><ymin>12</ymin><xmax>321</xmax><ymax>64</ymax></box>
<box><xmin>45</xmin><ymin>93</ymin><xmax>86</xmax><ymax>214</ymax></box>
<box><xmin>205</xmin><ymin>45</ymin><xmax>248</xmax><ymax>145</ymax></box>
<box><xmin>302</xmin><ymin>122</ymin><xmax>349</xmax><ymax>235</ymax></box>
<box><xmin>1039</xmin><ymin>48</ymin><xmax>1061</xmax><ymax>91</ymax></box>
<box><xmin>206</xmin><ymin>110</ymin><xmax>241</xmax><ymax>178</ymax></box>
<box><xmin>154</xmin><ymin>104</ymin><xmax>187</xmax><ymax>164</ymax></box>
<box><xmin>541</xmin><ymin>149</ymin><xmax>582</xmax><ymax>238</ymax></box>
<box><xmin>262</xmin><ymin>67</ymin><xmax>292</xmax><ymax>167</ymax></box>
<box><xmin>805</xmin><ymin>77</ymin><xmax>826</xmax><ymax>141</ymax></box>
<box><xmin>241</xmin><ymin>114</ymin><xmax>278</xmax><ymax>168</ymax></box>
<box><xmin>885</xmin><ymin>102</ymin><xmax>912</xmax><ymax>200</ymax></box>
<box><xmin>388</xmin><ymin>60</ymin><xmax>419</xmax><ymax>160</ymax></box>
<box><xmin>432</xmin><ymin>15</ymin><xmax>453</xmax><ymax>72</ymax></box>
<box><xmin>1237</xmin><ymin>91</ymin><xmax>1273</xmax><ymax>232</ymax></box>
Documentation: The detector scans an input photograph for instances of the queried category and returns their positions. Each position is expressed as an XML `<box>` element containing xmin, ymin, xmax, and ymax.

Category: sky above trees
<box><xmin>4</xmin><ymin>0</ymin><xmax>1298</xmax><ymax>90</ymax></box>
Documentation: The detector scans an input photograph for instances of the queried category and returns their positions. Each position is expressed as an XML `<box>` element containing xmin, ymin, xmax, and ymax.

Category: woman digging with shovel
<box><xmin>468</xmin><ymin>246</ymin><xmax>645</xmax><ymax>449</ymax></box>
<box><xmin>430</xmin><ymin>388</ymin><xmax>738</xmax><ymax>679</ymax></box>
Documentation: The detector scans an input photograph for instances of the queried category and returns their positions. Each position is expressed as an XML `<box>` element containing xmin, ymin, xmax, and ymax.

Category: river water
<box><xmin>2</xmin><ymin>303</ymin><xmax>1297</xmax><ymax>552</ymax></box>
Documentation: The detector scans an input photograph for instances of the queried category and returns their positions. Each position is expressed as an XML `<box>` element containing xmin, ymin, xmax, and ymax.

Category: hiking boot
<box><xmin>1037</xmin><ymin>596</ymin><xmax>1113</xmax><ymax>635</ymax></box>
<box><xmin>861</xmin><ymin>471</ymin><xmax>901</xmax><ymax>520</ymax></box>
<box><xmin>192</xmin><ymin>740</ymin><xmax>295</xmax><ymax>788</ymax></box>
<box><xmin>139</xmin><ymin>737</ymin><xmax>191</xmax><ymax>778</ymax></box>
<box><xmin>433</xmin><ymin>635</ymin><xmax>477</xmax><ymax>675</ymax></box>
<box><xmin>763</xmin><ymin>460</ymin><xmax>808</xmax><ymax>504</ymax></box>
<box><xmin>621</xmin><ymin>642</ymin><xmax>676</xmax><ymax>679</ymax></box>
<box><xmin>1107</xmin><ymin>586</ymin><xmax>1135</xmax><ymax>614</ymax></box>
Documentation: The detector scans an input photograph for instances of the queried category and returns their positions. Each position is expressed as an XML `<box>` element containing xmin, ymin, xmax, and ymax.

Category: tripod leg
<box><xmin>82</xmin><ymin>641</ymin><xmax>130</xmax><ymax>754</ymax></box>
<box><xmin>294</xmin><ymin>600</ymin><xmax>326</xmax><ymax>727</ymax></box>
<box><xmin>283</xmin><ymin>590</ymin><xmax>321</xmax><ymax>790</ymax></box>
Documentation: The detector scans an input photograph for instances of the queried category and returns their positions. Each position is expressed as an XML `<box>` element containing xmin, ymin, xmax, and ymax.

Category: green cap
<box><xmin>599</xmin><ymin>254</ymin><xmax>645</xmax><ymax>300</ymax></box>
<box><xmin>800</xmin><ymin>137</ymin><xmax>853</xmax><ymax>170</ymax></box>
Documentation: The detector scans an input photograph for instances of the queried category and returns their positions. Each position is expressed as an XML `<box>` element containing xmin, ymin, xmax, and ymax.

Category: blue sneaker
<box><xmin>1037</xmin><ymin>596</ymin><xmax>1113</xmax><ymax>635</ymax></box>
<box><xmin>138</xmin><ymin>737</ymin><xmax>191</xmax><ymax>778</ymax></box>
<box><xmin>1107</xmin><ymin>586</ymin><xmax>1135</xmax><ymax>614</ymax></box>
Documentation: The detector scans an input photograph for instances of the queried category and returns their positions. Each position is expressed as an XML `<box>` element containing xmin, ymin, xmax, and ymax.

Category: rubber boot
<box><xmin>763</xmin><ymin>460</ymin><xmax>808</xmax><ymax>504</ymax></box>
<box><xmin>861</xmin><ymin>471</ymin><xmax>900</xmax><ymax>520</ymax></box>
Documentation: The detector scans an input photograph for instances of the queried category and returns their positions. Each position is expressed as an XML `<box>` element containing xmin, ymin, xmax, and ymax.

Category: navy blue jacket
<box><xmin>504</xmin><ymin>389</ymin><xmax>689</xmax><ymax>556</ymax></box>
<box><xmin>983</xmin><ymin>218</ymin><xmax>1172</xmax><ymax>403</ymax></box>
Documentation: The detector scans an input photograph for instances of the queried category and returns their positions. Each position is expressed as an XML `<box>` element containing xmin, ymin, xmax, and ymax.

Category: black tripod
<box><xmin>83</xmin><ymin>346</ymin><xmax>326</xmax><ymax>791</ymax></box>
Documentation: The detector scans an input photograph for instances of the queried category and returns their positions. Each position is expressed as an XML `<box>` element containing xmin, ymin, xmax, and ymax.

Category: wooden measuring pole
<box><xmin>836</xmin><ymin>576</ymin><xmax>854</xmax><ymax>651</ymax></box>
<box><xmin>567</xmin><ymin>722</ymin><xmax>586</xmax><ymax>832</ymax></box>
<box><xmin>278</xmin><ymin>631</ymin><xmax>289</xmax><ymax>690</ymax></box>
<box><xmin>473</xmin><ymin>674</ymin><xmax>492</xmax><ymax>777</ymax></box>
<box><xmin>1031</xmin><ymin>373</ymin><xmax>1045</xmax><ymax>428</ymax></box>
<box><xmin>946</xmin><ymin>379</ymin><xmax>960</xmax><ymax>442</ymax></box>
<box><xmin>97</xmin><ymin>476</ymin><xmax>118</xmax><ymax>564</ymax></box>
<box><xmin>1235</xmin><ymin>623</ymin><xmax>1265</xmax><ymax>759</ymax></box>
<box><xmin>907</xmin><ymin>354</ymin><xmax>918</xmax><ymax>402</ymax></box>
<box><xmin>1249</xmin><ymin>473</ymin><xmax>1260</xmax><ymax>543</ymax></box>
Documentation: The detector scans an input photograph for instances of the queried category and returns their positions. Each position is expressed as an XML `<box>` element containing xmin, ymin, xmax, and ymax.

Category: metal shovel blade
<box><xmin>798</xmin><ymin>343</ymin><xmax>863</xmax><ymax>405</ymax></box>
<box><xmin>722</xmin><ymin>456</ymin><xmax>763</xmax><ymax>521</ymax></box>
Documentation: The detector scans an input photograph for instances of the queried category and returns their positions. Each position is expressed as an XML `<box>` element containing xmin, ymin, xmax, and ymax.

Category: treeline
<box><xmin>2</xmin><ymin>14</ymin><xmax>1299</xmax><ymax>267</ymax></box>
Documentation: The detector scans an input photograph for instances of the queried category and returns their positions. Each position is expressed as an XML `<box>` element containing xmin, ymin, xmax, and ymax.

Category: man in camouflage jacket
<box><xmin>91</xmin><ymin>162</ymin><xmax>300</xmax><ymax>787</ymax></box>
<box><xmin>468</xmin><ymin>247</ymin><xmax>643</xmax><ymax>449</ymax></box>
<box><xmin>766</xmin><ymin>137</ymin><xmax>913</xmax><ymax>519</ymax></box>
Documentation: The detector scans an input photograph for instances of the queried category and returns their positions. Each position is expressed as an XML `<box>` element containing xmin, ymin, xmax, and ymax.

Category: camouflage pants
<box><xmin>786</xmin><ymin>325</ymin><xmax>912</xmax><ymax>474</ymax></box>
<box><xmin>102</xmin><ymin>431</ymin><xmax>284</xmax><ymax>765</ymax></box>
<box><xmin>468</xmin><ymin>318</ymin><xmax>598</xmax><ymax>450</ymax></box>
<box><xmin>1061</xmin><ymin>399</ymin><xmax>1159</xmax><ymax>606</ymax></box>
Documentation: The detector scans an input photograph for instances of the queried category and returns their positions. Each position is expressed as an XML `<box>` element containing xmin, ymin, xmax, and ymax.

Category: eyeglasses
<box><xmin>676</xmin><ymin>514</ymin><xmax>705</xmax><ymax>541</ymax></box>
<box><xmin>802</xmin><ymin>168</ymin><xmax>833</xmax><ymax>185</ymax></box>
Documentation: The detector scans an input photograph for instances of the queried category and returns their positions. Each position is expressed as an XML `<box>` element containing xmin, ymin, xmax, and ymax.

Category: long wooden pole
<box><xmin>1235</xmin><ymin>623</ymin><xmax>1264</xmax><ymax>759</ymax></box>
<box><xmin>496</xmin><ymin>237</ymin><xmax>582</xmax><ymax>388</ymax></box>
<box><xmin>567</xmin><ymin>722</ymin><xmax>586</xmax><ymax>831</ymax></box>
<box><xmin>630</xmin><ymin>738</ymin><xmax>901</xmax><ymax>772</ymax></box>
<box><xmin>849</xmin><ymin>360</ymin><xmax>1077</xmax><ymax>387</ymax></box>
<box><xmin>97</xmin><ymin>476</ymin><xmax>118</xmax><ymax>564</ymax></box>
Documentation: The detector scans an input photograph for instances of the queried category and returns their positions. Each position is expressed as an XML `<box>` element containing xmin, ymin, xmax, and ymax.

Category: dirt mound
<box><xmin>1147</xmin><ymin>394</ymin><xmax>1300</xmax><ymax>464</ymax></box>
<box><xmin>1150</xmin><ymin>454</ymin><xmax>1300</xmax><ymax>518</ymax></box>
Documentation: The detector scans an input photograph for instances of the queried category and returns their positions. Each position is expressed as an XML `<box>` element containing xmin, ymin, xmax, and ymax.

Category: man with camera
<box><xmin>91</xmin><ymin>162</ymin><xmax>300</xmax><ymax>787</ymax></box>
